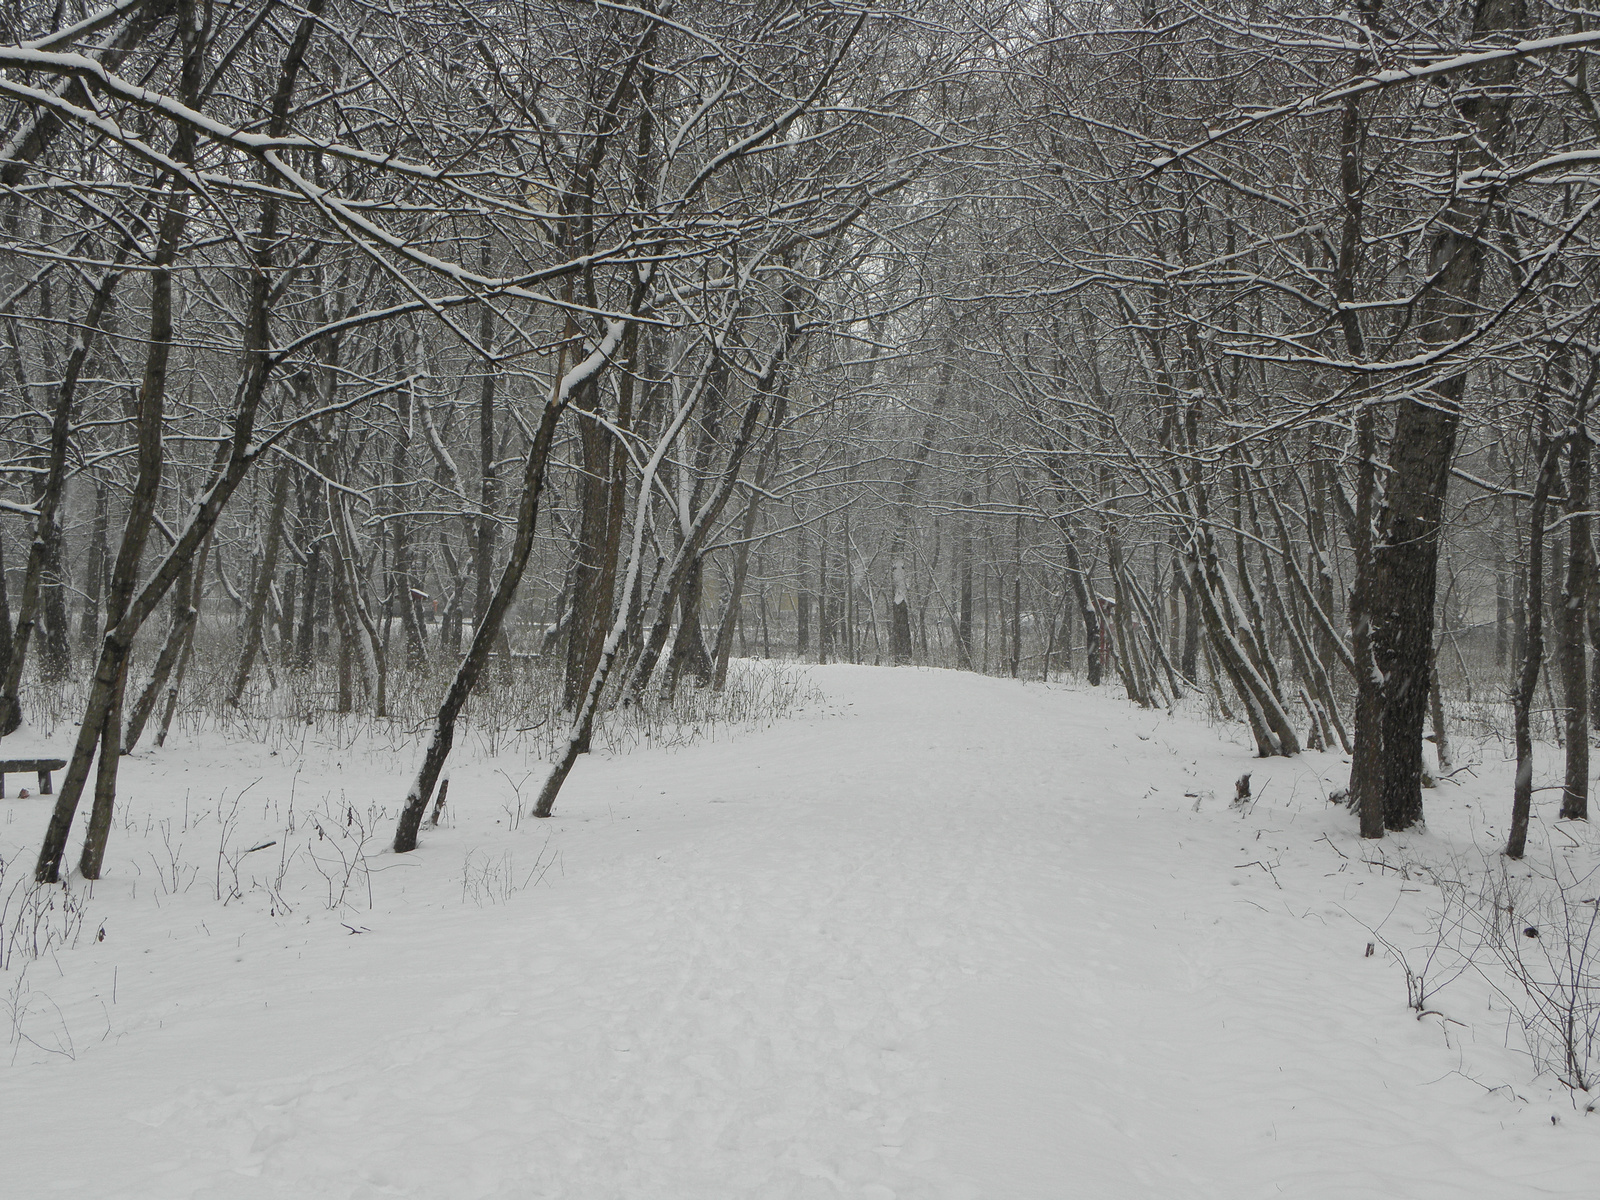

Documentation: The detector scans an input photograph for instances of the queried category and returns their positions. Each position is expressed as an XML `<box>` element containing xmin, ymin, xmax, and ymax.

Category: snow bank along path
<box><xmin>3</xmin><ymin>664</ymin><xmax>1598</xmax><ymax>1198</ymax></box>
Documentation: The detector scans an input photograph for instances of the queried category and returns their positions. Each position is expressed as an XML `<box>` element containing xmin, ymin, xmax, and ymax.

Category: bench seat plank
<box><xmin>0</xmin><ymin>758</ymin><xmax>68</xmax><ymax>797</ymax></box>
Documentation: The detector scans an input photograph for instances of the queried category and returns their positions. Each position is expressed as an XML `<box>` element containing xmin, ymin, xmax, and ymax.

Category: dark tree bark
<box><xmin>474</xmin><ymin>243</ymin><xmax>499</xmax><ymax>637</ymax></box>
<box><xmin>1061</xmin><ymin>538</ymin><xmax>1100</xmax><ymax>686</ymax></box>
<box><xmin>712</xmin><ymin>405</ymin><xmax>785</xmax><ymax>689</ymax></box>
<box><xmin>536</xmin><ymin>320</ymin><xmax>793</xmax><ymax>820</ymax></box>
<box><xmin>817</xmin><ymin>514</ymin><xmax>831</xmax><ymax>664</ymax></box>
<box><xmin>1561</xmin><ymin>420</ymin><xmax>1591</xmax><ymax>820</ymax></box>
<box><xmin>795</xmin><ymin>512</ymin><xmax>811</xmax><ymax>655</ymax></box>
<box><xmin>152</xmin><ymin>535</ymin><xmax>212</xmax><ymax>750</ymax></box>
<box><xmin>889</xmin><ymin>357</ymin><xmax>949</xmax><ymax>663</ymax></box>
<box><xmin>1370</xmin><ymin>0</ymin><xmax>1526</xmax><ymax>832</ymax></box>
<box><xmin>391</xmin><ymin>374</ymin><xmax>428</xmax><ymax>670</ymax></box>
<box><xmin>1</xmin><ymin>262</ymin><xmax>123</xmax><ymax>735</ymax></box>
<box><xmin>37</xmin><ymin>0</ymin><xmax>323</xmax><ymax>882</ymax></box>
<box><xmin>293</xmin><ymin>469</ymin><xmax>323</xmax><ymax>671</ymax></box>
<box><xmin>392</xmin><ymin>321</ymin><xmax>627</xmax><ymax>853</ymax></box>
<box><xmin>0</xmin><ymin>527</ymin><xmax>11</xmax><ymax>687</ymax></box>
<box><xmin>78</xmin><ymin>478</ymin><xmax>109</xmax><ymax>654</ymax></box>
<box><xmin>125</xmin><ymin>527</ymin><xmax>210</xmax><ymax>750</ymax></box>
<box><xmin>955</xmin><ymin>466</ymin><xmax>974</xmax><ymax>670</ymax></box>
<box><xmin>1510</xmin><ymin>428</ymin><xmax>1560</xmax><ymax>860</ymax></box>
<box><xmin>562</xmin><ymin>372</ymin><xmax>627</xmax><ymax>713</ymax></box>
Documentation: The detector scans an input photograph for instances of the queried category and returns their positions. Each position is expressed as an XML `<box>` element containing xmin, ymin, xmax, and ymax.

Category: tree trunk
<box><xmin>78</xmin><ymin>478</ymin><xmax>109</xmax><ymax>655</ymax></box>
<box><xmin>563</xmin><ymin>372</ymin><xmax>627</xmax><ymax>715</ymax></box>
<box><xmin>392</xmin><ymin>374</ymin><xmax>428</xmax><ymax>670</ymax></box>
<box><xmin>795</xmin><ymin>514</ymin><xmax>811</xmax><ymax>655</ymax></box>
<box><xmin>713</xmin><ymin>413</ymin><xmax>783</xmax><ymax>689</ymax></box>
<box><xmin>227</xmin><ymin>463</ymin><xmax>291</xmax><ymax>705</ymax></box>
<box><xmin>393</xmin><ymin>320</ymin><xmax>626</xmax><ymax>853</ymax></box>
<box><xmin>1</xmin><ymin>263</ymin><xmax>122</xmax><ymax>735</ymax></box>
<box><xmin>1429</xmin><ymin>642</ymin><xmax>1453</xmax><ymax>776</ymax></box>
<box><xmin>536</xmin><ymin>319</ymin><xmax>791</xmax><ymax>820</ymax></box>
<box><xmin>1510</xmin><ymin>430</ymin><xmax>1559</xmax><ymax>860</ymax></box>
<box><xmin>1370</xmin><ymin>0</ymin><xmax>1525</xmax><ymax>833</ymax></box>
<box><xmin>474</xmin><ymin>238</ymin><xmax>499</xmax><ymax>639</ymax></box>
<box><xmin>39</xmin><ymin>0</ymin><xmax>324</xmax><ymax>882</ymax></box>
<box><xmin>1561</xmin><ymin>423</ymin><xmax>1591</xmax><ymax>820</ymax></box>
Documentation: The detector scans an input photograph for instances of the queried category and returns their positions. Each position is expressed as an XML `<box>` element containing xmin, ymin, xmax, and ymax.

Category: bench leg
<box><xmin>1</xmin><ymin>773</ymin><xmax>5</xmax><ymax>799</ymax></box>
<box><xmin>39</xmin><ymin>769</ymin><xmax>52</xmax><ymax>796</ymax></box>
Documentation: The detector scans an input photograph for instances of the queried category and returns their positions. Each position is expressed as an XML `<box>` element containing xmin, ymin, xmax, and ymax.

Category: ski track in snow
<box><xmin>3</xmin><ymin>663</ymin><xmax>1599</xmax><ymax>1198</ymax></box>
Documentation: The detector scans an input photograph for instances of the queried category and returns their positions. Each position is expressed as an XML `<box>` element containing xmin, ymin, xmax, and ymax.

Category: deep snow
<box><xmin>3</xmin><ymin>663</ymin><xmax>1599</xmax><ymax>1198</ymax></box>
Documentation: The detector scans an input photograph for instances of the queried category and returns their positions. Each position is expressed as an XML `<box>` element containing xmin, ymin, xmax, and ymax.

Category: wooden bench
<box><xmin>0</xmin><ymin>758</ymin><xmax>67</xmax><ymax>797</ymax></box>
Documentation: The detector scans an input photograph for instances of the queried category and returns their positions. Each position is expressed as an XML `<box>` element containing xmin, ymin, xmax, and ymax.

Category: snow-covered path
<box><xmin>4</xmin><ymin>665</ymin><xmax>1598</xmax><ymax>1197</ymax></box>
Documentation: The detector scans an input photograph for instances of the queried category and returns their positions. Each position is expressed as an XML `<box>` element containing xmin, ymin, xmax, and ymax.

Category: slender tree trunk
<box><xmin>40</xmin><ymin>0</ymin><xmax>323</xmax><ymax>882</ymax></box>
<box><xmin>1349</xmin><ymin>400</ymin><xmax>1386</xmax><ymax>838</ymax></box>
<box><xmin>795</xmin><ymin>514</ymin><xmax>811</xmax><ymax>655</ymax></box>
<box><xmin>78</xmin><ymin>478</ymin><xmax>108</xmax><ymax>655</ymax></box>
<box><xmin>1429</xmin><ymin>642</ymin><xmax>1453</xmax><ymax>776</ymax></box>
<box><xmin>474</xmin><ymin>239</ymin><xmax>499</xmax><ymax>638</ymax></box>
<box><xmin>392</xmin><ymin>321</ymin><xmax>626</xmax><ymax>853</ymax></box>
<box><xmin>0</xmin><ymin>527</ymin><xmax>12</xmax><ymax>688</ymax></box>
<box><xmin>228</xmin><ymin>463</ymin><xmax>291</xmax><ymax>705</ymax></box>
<box><xmin>818</xmin><ymin>515</ymin><xmax>831</xmax><ymax>665</ymax></box>
<box><xmin>294</xmin><ymin>477</ymin><xmax>323</xmax><ymax>670</ymax></box>
<box><xmin>1510</xmin><ymin>430</ymin><xmax>1559</xmax><ymax>860</ymax></box>
<box><xmin>1561</xmin><ymin>423</ymin><xmax>1591</xmax><ymax>819</ymax></box>
<box><xmin>75</xmin><ymin>167</ymin><xmax>197</xmax><ymax>877</ymax></box>
<box><xmin>153</xmin><ymin>531</ymin><xmax>215</xmax><ymax>751</ymax></box>
<box><xmin>1</xmin><ymin>263</ymin><xmax>122</xmax><ymax>735</ymax></box>
<box><xmin>535</xmin><ymin>320</ymin><xmax>790</xmax><ymax>820</ymax></box>
<box><xmin>713</xmin><ymin>415</ymin><xmax>783</xmax><ymax>689</ymax></box>
<box><xmin>956</xmin><ymin>474</ymin><xmax>973</xmax><ymax>670</ymax></box>
<box><xmin>392</xmin><ymin>374</ymin><xmax>428</xmax><ymax>670</ymax></box>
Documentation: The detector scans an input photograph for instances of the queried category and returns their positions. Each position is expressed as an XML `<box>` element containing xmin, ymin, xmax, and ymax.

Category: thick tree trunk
<box><xmin>37</xmin><ymin>523</ymin><xmax>70</xmax><ymax>684</ymax></box>
<box><xmin>563</xmin><ymin>374</ymin><xmax>627</xmax><ymax>714</ymax></box>
<box><xmin>1370</xmin><ymin>0</ymin><xmax>1525</xmax><ymax>833</ymax></box>
<box><xmin>664</xmin><ymin>555</ymin><xmax>713</xmax><ymax>695</ymax></box>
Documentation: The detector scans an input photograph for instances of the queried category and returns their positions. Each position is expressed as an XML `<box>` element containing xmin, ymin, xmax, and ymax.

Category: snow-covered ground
<box><xmin>3</xmin><ymin>664</ymin><xmax>1599</xmax><ymax>1198</ymax></box>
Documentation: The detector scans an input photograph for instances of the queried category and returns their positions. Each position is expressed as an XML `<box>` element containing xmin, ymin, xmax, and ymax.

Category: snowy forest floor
<box><xmin>3</xmin><ymin>664</ymin><xmax>1600</xmax><ymax>1199</ymax></box>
